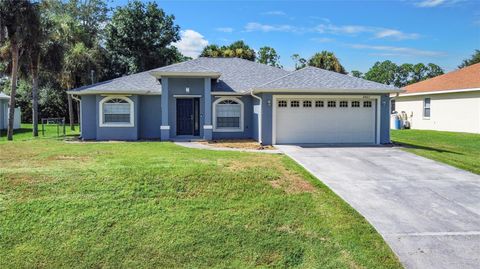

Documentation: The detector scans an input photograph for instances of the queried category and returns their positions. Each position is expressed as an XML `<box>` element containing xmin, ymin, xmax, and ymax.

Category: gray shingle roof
<box><xmin>69</xmin><ymin>58</ymin><xmax>398</xmax><ymax>95</ymax></box>
<box><xmin>255</xmin><ymin>66</ymin><xmax>399</xmax><ymax>91</ymax></box>
<box><xmin>70</xmin><ymin>70</ymin><xmax>162</xmax><ymax>94</ymax></box>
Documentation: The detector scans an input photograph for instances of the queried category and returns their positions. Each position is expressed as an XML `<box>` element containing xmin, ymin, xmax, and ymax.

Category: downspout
<box><xmin>250</xmin><ymin>90</ymin><xmax>262</xmax><ymax>145</ymax></box>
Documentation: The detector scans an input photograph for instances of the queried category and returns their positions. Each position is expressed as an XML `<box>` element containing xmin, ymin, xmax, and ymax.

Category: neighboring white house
<box><xmin>0</xmin><ymin>92</ymin><xmax>21</xmax><ymax>130</ymax></box>
<box><xmin>393</xmin><ymin>63</ymin><xmax>480</xmax><ymax>134</ymax></box>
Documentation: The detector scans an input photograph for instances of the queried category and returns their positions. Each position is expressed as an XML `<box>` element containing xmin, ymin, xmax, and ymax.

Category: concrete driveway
<box><xmin>276</xmin><ymin>145</ymin><xmax>480</xmax><ymax>269</ymax></box>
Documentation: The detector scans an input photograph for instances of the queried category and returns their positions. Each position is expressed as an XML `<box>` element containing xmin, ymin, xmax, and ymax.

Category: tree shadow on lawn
<box><xmin>392</xmin><ymin>141</ymin><xmax>462</xmax><ymax>155</ymax></box>
<box><xmin>0</xmin><ymin>128</ymin><xmax>32</xmax><ymax>137</ymax></box>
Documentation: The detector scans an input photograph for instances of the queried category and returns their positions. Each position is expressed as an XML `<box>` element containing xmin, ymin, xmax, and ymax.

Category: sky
<box><xmin>109</xmin><ymin>0</ymin><xmax>480</xmax><ymax>72</ymax></box>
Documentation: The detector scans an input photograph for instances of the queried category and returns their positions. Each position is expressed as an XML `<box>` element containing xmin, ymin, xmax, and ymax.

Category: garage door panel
<box><xmin>275</xmin><ymin>98</ymin><xmax>376</xmax><ymax>144</ymax></box>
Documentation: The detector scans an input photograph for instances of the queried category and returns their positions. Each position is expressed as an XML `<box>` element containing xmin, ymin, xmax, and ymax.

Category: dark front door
<box><xmin>176</xmin><ymin>98</ymin><xmax>200</xmax><ymax>136</ymax></box>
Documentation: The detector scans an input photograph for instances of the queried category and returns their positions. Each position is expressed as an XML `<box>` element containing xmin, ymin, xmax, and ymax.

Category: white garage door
<box><xmin>275</xmin><ymin>98</ymin><xmax>376</xmax><ymax>144</ymax></box>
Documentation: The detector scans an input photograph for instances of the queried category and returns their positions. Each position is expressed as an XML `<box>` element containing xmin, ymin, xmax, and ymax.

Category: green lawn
<box><xmin>0</xmin><ymin>126</ymin><xmax>402</xmax><ymax>268</ymax></box>
<box><xmin>391</xmin><ymin>129</ymin><xmax>480</xmax><ymax>175</ymax></box>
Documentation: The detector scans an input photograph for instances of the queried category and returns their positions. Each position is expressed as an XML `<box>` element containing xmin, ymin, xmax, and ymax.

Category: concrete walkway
<box><xmin>276</xmin><ymin>145</ymin><xmax>480</xmax><ymax>269</ymax></box>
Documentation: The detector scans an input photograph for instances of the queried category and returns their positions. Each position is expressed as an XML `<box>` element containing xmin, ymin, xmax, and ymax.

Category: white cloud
<box><xmin>261</xmin><ymin>11</ymin><xmax>287</xmax><ymax>16</ymax></box>
<box><xmin>216</xmin><ymin>27</ymin><xmax>234</xmax><ymax>33</ymax></box>
<box><xmin>374</xmin><ymin>29</ymin><xmax>420</xmax><ymax>40</ymax></box>
<box><xmin>348</xmin><ymin>44</ymin><xmax>445</xmax><ymax>57</ymax></box>
<box><xmin>415</xmin><ymin>0</ymin><xmax>464</xmax><ymax>7</ymax></box>
<box><xmin>311</xmin><ymin>37</ymin><xmax>335</xmax><ymax>43</ymax></box>
<box><xmin>171</xmin><ymin>30</ymin><xmax>208</xmax><ymax>58</ymax></box>
<box><xmin>244</xmin><ymin>22</ymin><xmax>419</xmax><ymax>40</ymax></box>
<box><xmin>244</xmin><ymin>22</ymin><xmax>299</xmax><ymax>33</ymax></box>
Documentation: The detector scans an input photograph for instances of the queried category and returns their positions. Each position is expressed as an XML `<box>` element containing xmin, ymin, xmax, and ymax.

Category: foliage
<box><xmin>0</xmin><ymin>0</ymin><xmax>191</xmax><ymax>126</ymax></box>
<box><xmin>0</xmin><ymin>135</ymin><xmax>402</xmax><ymax>268</ymax></box>
<box><xmin>291</xmin><ymin>54</ymin><xmax>306</xmax><ymax>70</ymax></box>
<box><xmin>308</xmin><ymin>51</ymin><xmax>346</xmax><ymax>74</ymax></box>
<box><xmin>200</xmin><ymin>40</ymin><xmax>256</xmax><ymax>61</ymax></box>
<box><xmin>458</xmin><ymin>49</ymin><xmax>480</xmax><ymax>68</ymax></box>
<box><xmin>105</xmin><ymin>0</ymin><xmax>181</xmax><ymax>75</ymax></box>
<box><xmin>351</xmin><ymin>70</ymin><xmax>363</xmax><ymax>78</ymax></box>
<box><xmin>363</xmin><ymin>61</ymin><xmax>444</xmax><ymax>87</ymax></box>
<box><xmin>391</xmin><ymin>129</ymin><xmax>480</xmax><ymax>175</ymax></box>
<box><xmin>257</xmin><ymin>46</ymin><xmax>282</xmax><ymax>67</ymax></box>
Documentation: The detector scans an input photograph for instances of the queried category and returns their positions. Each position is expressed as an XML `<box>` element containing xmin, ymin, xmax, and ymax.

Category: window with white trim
<box><xmin>278</xmin><ymin>100</ymin><xmax>287</xmax><ymax>107</ymax></box>
<box><xmin>423</xmin><ymin>98</ymin><xmax>431</xmax><ymax>118</ymax></box>
<box><xmin>327</xmin><ymin>101</ymin><xmax>336</xmax><ymax>107</ymax></box>
<box><xmin>339</xmin><ymin>101</ymin><xmax>348</xmax><ymax>107</ymax></box>
<box><xmin>291</xmin><ymin>100</ymin><xmax>300</xmax><ymax>107</ymax></box>
<box><xmin>303</xmin><ymin>100</ymin><xmax>312</xmax><ymax>107</ymax></box>
<box><xmin>214</xmin><ymin>98</ymin><xmax>243</xmax><ymax>131</ymax></box>
<box><xmin>351</xmin><ymin>101</ymin><xmax>360</xmax><ymax>107</ymax></box>
<box><xmin>363</xmin><ymin>101</ymin><xmax>372</xmax><ymax>108</ymax></box>
<box><xmin>315</xmin><ymin>100</ymin><xmax>324</xmax><ymax>107</ymax></box>
<box><xmin>100</xmin><ymin>97</ymin><xmax>134</xmax><ymax>127</ymax></box>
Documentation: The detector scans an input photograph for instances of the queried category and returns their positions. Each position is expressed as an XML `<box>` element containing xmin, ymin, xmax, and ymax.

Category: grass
<box><xmin>391</xmin><ymin>129</ymin><xmax>480</xmax><ymax>175</ymax></box>
<box><xmin>0</xmin><ymin>125</ymin><xmax>402</xmax><ymax>268</ymax></box>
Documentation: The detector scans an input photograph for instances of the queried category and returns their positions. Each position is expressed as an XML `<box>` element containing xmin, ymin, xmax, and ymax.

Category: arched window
<box><xmin>213</xmin><ymin>97</ymin><xmax>244</xmax><ymax>132</ymax></box>
<box><xmin>99</xmin><ymin>96</ymin><xmax>134</xmax><ymax>127</ymax></box>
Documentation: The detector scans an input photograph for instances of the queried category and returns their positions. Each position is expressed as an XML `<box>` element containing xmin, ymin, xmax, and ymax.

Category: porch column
<box><xmin>160</xmin><ymin>77</ymin><xmax>170</xmax><ymax>140</ymax></box>
<box><xmin>203</xmin><ymin>78</ymin><xmax>213</xmax><ymax>140</ymax></box>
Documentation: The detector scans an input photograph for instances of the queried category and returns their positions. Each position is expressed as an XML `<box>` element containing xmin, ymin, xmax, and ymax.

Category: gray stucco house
<box><xmin>68</xmin><ymin>57</ymin><xmax>401</xmax><ymax>145</ymax></box>
<box><xmin>0</xmin><ymin>92</ymin><xmax>21</xmax><ymax>130</ymax></box>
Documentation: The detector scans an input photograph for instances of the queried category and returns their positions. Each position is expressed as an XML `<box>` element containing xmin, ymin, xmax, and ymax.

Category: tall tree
<box><xmin>105</xmin><ymin>0</ymin><xmax>180</xmax><ymax>75</ymax></box>
<box><xmin>458</xmin><ymin>49</ymin><xmax>480</xmax><ymax>68</ymax></box>
<box><xmin>425</xmin><ymin>63</ymin><xmax>444</xmax><ymax>79</ymax></box>
<box><xmin>410</xmin><ymin>63</ymin><xmax>428</xmax><ymax>84</ymax></box>
<box><xmin>350</xmin><ymin>70</ymin><xmax>363</xmax><ymax>78</ymax></box>
<box><xmin>364</xmin><ymin>60</ymin><xmax>398</xmax><ymax>85</ymax></box>
<box><xmin>0</xmin><ymin>0</ymin><xmax>36</xmax><ymax>140</ymax></box>
<box><xmin>23</xmin><ymin>2</ymin><xmax>43</xmax><ymax>136</ymax></box>
<box><xmin>363</xmin><ymin>61</ymin><xmax>444</xmax><ymax>87</ymax></box>
<box><xmin>291</xmin><ymin>54</ymin><xmax>306</xmax><ymax>70</ymax></box>
<box><xmin>200</xmin><ymin>44</ymin><xmax>223</xmax><ymax>57</ymax></box>
<box><xmin>308</xmin><ymin>51</ymin><xmax>346</xmax><ymax>74</ymax></box>
<box><xmin>395</xmin><ymin>63</ymin><xmax>413</xmax><ymax>87</ymax></box>
<box><xmin>257</xmin><ymin>46</ymin><xmax>281</xmax><ymax>68</ymax></box>
<box><xmin>199</xmin><ymin>41</ymin><xmax>256</xmax><ymax>61</ymax></box>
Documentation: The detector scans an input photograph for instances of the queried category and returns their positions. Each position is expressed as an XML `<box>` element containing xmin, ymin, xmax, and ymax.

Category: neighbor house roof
<box><xmin>254</xmin><ymin>66</ymin><xmax>400</xmax><ymax>93</ymax></box>
<box><xmin>0</xmin><ymin>92</ymin><xmax>10</xmax><ymax>100</ymax></box>
<box><xmin>403</xmin><ymin>63</ymin><xmax>480</xmax><ymax>94</ymax></box>
<box><xmin>69</xmin><ymin>57</ymin><xmax>399</xmax><ymax>95</ymax></box>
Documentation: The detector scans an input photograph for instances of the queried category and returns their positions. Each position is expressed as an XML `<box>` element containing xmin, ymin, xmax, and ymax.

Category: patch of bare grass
<box><xmin>200</xmin><ymin>139</ymin><xmax>275</xmax><ymax>150</ymax></box>
<box><xmin>221</xmin><ymin>155</ymin><xmax>316</xmax><ymax>194</ymax></box>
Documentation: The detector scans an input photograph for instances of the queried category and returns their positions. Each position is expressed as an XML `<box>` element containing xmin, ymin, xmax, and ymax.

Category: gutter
<box><xmin>250</xmin><ymin>91</ymin><xmax>262</xmax><ymax>144</ymax></box>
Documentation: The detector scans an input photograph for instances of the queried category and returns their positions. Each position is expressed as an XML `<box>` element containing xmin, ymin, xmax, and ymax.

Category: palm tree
<box><xmin>23</xmin><ymin>2</ymin><xmax>43</xmax><ymax>137</ymax></box>
<box><xmin>0</xmin><ymin>0</ymin><xmax>36</xmax><ymax>140</ymax></box>
<box><xmin>61</xmin><ymin>42</ymin><xmax>98</xmax><ymax>130</ymax></box>
<box><xmin>308</xmin><ymin>51</ymin><xmax>346</xmax><ymax>74</ymax></box>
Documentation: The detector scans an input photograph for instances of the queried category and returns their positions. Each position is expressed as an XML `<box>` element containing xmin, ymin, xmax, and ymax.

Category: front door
<box><xmin>176</xmin><ymin>98</ymin><xmax>200</xmax><ymax>136</ymax></box>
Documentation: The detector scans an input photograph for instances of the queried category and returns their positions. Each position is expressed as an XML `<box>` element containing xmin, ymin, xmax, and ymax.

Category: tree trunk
<box><xmin>7</xmin><ymin>41</ymin><xmax>19</xmax><ymax>141</ymax></box>
<box><xmin>67</xmin><ymin>92</ymin><xmax>75</xmax><ymax>131</ymax></box>
<box><xmin>31</xmin><ymin>54</ymin><xmax>40</xmax><ymax>137</ymax></box>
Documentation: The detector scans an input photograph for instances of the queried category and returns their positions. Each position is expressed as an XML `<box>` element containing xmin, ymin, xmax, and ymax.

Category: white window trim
<box><xmin>213</xmin><ymin>97</ymin><xmax>244</xmax><ymax>132</ymax></box>
<box><xmin>423</xmin><ymin>98</ymin><xmax>431</xmax><ymax>120</ymax></box>
<box><xmin>99</xmin><ymin>96</ymin><xmax>135</xmax><ymax>127</ymax></box>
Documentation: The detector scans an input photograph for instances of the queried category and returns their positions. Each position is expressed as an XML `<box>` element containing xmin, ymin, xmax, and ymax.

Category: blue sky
<box><xmin>110</xmin><ymin>0</ymin><xmax>480</xmax><ymax>72</ymax></box>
